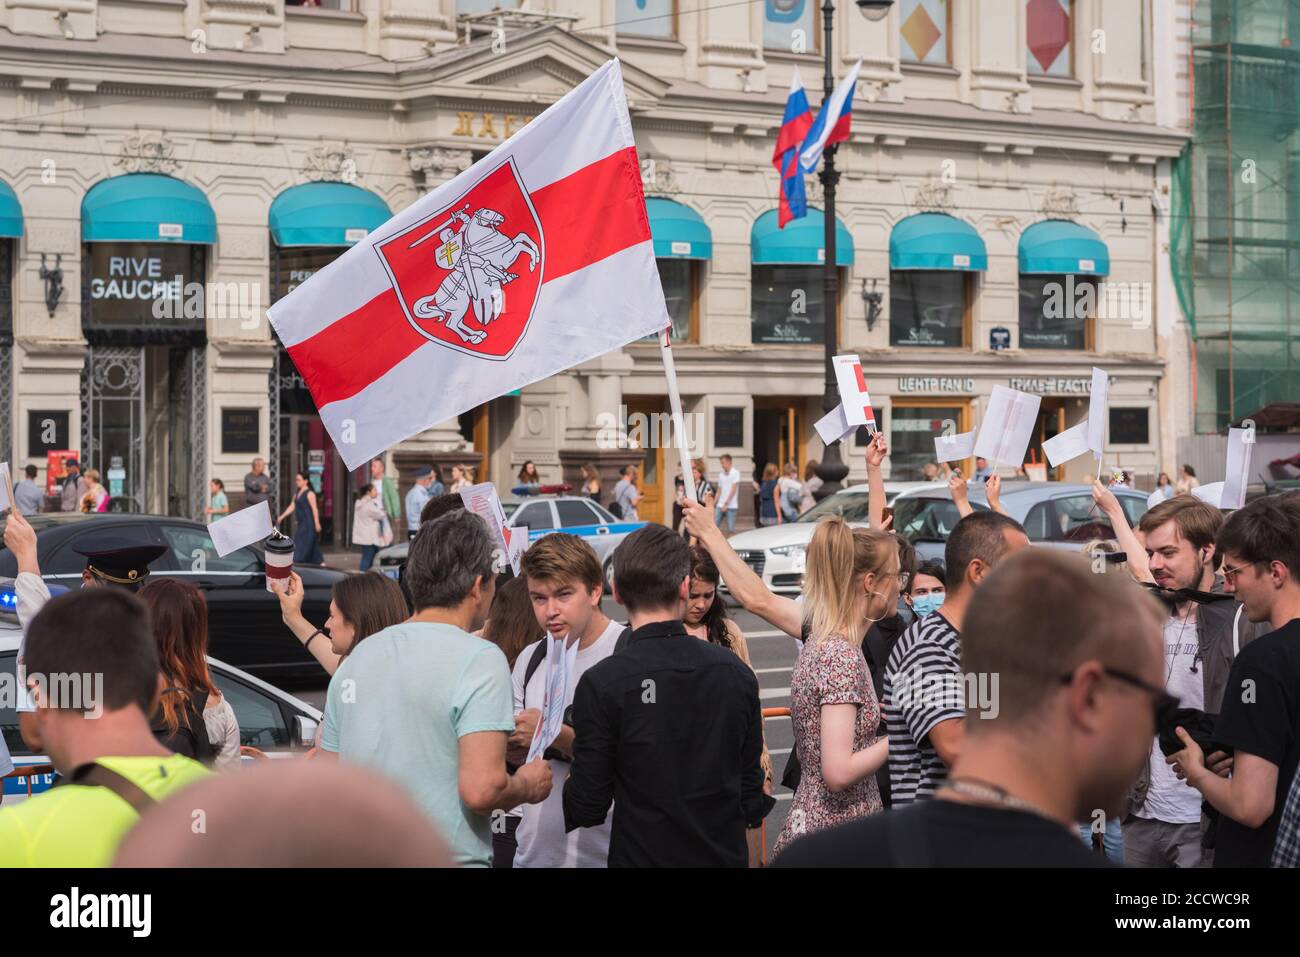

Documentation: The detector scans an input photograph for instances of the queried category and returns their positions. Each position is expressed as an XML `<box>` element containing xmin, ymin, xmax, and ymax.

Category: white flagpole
<box><xmin>660</xmin><ymin>328</ymin><xmax>698</xmax><ymax>504</ymax></box>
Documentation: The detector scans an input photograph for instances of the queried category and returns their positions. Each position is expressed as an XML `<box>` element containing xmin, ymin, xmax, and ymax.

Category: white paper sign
<box><xmin>832</xmin><ymin>354</ymin><xmax>876</xmax><ymax>430</ymax></box>
<box><xmin>1221</xmin><ymin>427</ymin><xmax>1254</xmax><ymax>511</ymax></box>
<box><xmin>1147</xmin><ymin>488</ymin><xmax>1167</xmax><ymax>509</ymax></box>
<box><xmin>504</xmin><ymin>525</ymin><xmax>528</xmax><ymax>576</ymax></box>
<box><xmin>934</xmin><ymin>430</ymin><xmax>976</xmax><ymax>463</ymax></box>
<box><xmin>1192</xmin><ymin>482</ymin><xmax>1225</xmax><ymax>508</ymax></box>
<box><xmin>814</xmin><ymin>403</ymin><xmax>857</xmax><ymax>446</ymax></box>
<box><xmin>208</xmin><ymin>500</ymin><xmax>274</xmax><ymax>557</ymax></box>
<box><xmin>1087</xmin><ymin>367</ymin><xmax>1109</xmax><ymax>456</ymax></box>
<box><xmin>1042</xmin><ymin>419</ymin><xmax>1094</xmax><ymax>468</ymax></box>
<box><xmin>0</xmin><ymin>462</ymin><xmax>12</xmax><ymax>513</ymax></box>
<box><xmin>460</xmin><ymin>482</ymin><xmax>519</xmax><ymax>573</ymax></box>
<box><xmin>526</xmin><ymin>634</ymin><xmax>580</xmax><ymax>763</ymax></box>
<box><xmin>974</xmin><ymin>386</ymin><xmax>1042</xmax><ymax>467</ymax></box>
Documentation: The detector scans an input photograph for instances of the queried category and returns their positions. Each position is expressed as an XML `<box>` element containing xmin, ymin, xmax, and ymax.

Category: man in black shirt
<box><xmin>1170</xmin><ymin>495</ymin><xmax>1300</xmax><ymax>867</ymax></box>
<box><xmin>562</xmin><ymin>524</ymin><xmax>774</xmax><ymax>866</ymax></box>
<box><xmin>776</xmin><ymin>548</ymin><xmax>1166</xmax><ymax>867</ymax></box>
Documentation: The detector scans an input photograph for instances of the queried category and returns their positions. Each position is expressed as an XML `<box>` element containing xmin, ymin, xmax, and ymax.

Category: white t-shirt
<box><xmin>510</xmin><ymin>618</ymin><xmax>623</xmax><ymax>868</ymax></box>
<box><xmin>1139</xmin><ymin>611</ymin><xmax>1205</xmax><ymax>824</ymax></box>
<box><xmin>716</xmin><ymin>467</ymin><xmax>742</xmax><ymax>510</ymax></box>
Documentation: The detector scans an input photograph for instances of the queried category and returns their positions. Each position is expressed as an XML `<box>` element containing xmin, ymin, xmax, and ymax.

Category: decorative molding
<box><xmin>1040</xmin><ymin>185</ymin><xmax>1079</xmax><ymax>218</ymax></box>
<box><xmin>641</xmin><ymin>155</ymin><xmax>680</xmax><ymax>198</ymax></box>
<box><xmin>115</xmin><ymin>131</ymin><xmax>179</xmax><ymax>173</ymax></box>
<box><xmin>912</xmin><ymin>178</ymin><xmax>954</xmax><ymax>212</ymax></box>
<box><xmin>302</xmin><ymin>143</ymin><xmax>358</xmax><ymax>183</ymax></box>
<box><xmin>407</xmin><ymin>146</ymin><xmax>472</xmax><ymax>189</ymax></box>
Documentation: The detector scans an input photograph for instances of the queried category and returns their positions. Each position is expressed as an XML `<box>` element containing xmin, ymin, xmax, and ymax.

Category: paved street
<box><xmin>296</xmin><ymin>593</ymin><xmax>800</xmax><ymax>861</ymax></box>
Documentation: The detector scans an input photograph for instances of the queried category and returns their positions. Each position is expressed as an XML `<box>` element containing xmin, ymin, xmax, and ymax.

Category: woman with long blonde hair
<box><xmin>771</xmin><ymin>516</ymin><xmax>898</xmax><ymax>859</ymax></box>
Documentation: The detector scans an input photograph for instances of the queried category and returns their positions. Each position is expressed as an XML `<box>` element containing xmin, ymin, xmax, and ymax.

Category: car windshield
<box><xmin>894</xmin><ymin>497</ymin><xmax>986</xmax><ymax>542</ymax></box>
<box><xmin>796</xmin><ymin>492</ymin><xmax>872</xmax><ymax>523</ymax></box>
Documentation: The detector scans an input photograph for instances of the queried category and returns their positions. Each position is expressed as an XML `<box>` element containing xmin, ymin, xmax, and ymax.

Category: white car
<box><xmin>0</xmin><ymin>578</ymin><xmax>322</xmax><ymax>806</ymax></box>
<box><xmin>722</xmin><ymin>482</ymin><xmax>928</xmax><ymax>595</ymax></box>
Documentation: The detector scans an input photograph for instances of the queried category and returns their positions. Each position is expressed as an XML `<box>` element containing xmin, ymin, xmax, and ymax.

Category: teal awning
<box><xmin>1019</xmin><ymin>219</ymin><xmax>1110</xmax><ymax>275</ymax></box>
<box><xmin>0</xmin><ymin>180</ymin><xmax>22</xmax><ymax>238</ymax></box>
<box><xmin>646</xmin><ymin>198</ymin><xmax>712</xmax><ymax>260</ymax></box>
<box><xmin>269</xmin><ymin>182</ymin><xmax>393</xmax><ymax>248</ymax></box>
<box><xmin>890</xmin><ymin>212</ymin><xmax>987</xmax><ymax>271</ymax></box>
<box><xmin>82</xmin><ymin>173</ymin><xmax>216</xmax><ymax>244</ymax></box>
<box><xmin>751</xmin><ymin>208</ymin><xmax>854</xmax><ymax>266</ymax></box>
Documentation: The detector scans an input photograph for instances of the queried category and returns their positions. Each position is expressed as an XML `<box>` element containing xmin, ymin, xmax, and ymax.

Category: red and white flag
<box><xmin>268</xmin><ymin>60</ymin><xmax>669</xmax><ymax>470</ymax></box>
<box><xmin>832</xmin><ymin>354</ymin><xmax>876</xmax><ymax>431</ymax></box>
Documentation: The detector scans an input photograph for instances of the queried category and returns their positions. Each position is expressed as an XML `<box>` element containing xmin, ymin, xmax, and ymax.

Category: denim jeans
<box><xmin>359</xmin><ymin>544</ymin><xmax>379</xmax><ymax>572</ymax></box>
<box><xmin>1078</xmin><ymin>817</ymin><xmax>1125</xmax><ymax>864</ymax></box>
<box><xmin>715</xmin><ymin>507</ymin><xmax>737</xmax><ymax>533</ymax></box>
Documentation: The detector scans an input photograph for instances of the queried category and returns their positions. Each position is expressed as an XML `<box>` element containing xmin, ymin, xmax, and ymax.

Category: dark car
<box><xmin>0</xmin><ymin>513</ymin><xmax>344</xmax><ymax>683</ymax></box>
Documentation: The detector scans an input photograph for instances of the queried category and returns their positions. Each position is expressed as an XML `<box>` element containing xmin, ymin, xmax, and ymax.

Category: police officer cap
<box><xmin>73</xmin><ymin>536</ymin><xmax>168</xmax><ymax>587</ymax></box>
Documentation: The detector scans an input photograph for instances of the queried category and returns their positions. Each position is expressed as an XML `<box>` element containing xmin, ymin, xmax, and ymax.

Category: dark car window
<box><xmin>587</xmin><ymin>501</ymin><xmax>617</xmax><ymax>523</ymax></box>
<box><xmin>514</xmin><ymin>502</ymin><xmax>554</xmax><ymax>531</ymax></box>
<box><xmin>211</xmin><ymin>669</ymin><xmax>291</xmax><ymax>750</ymax></box>
<box><xmin>895</xmin><ymin>498</ymin><xmax>981</xmax><ymax>542</ymax></box>
<box><xmin>1119</xmin><ymin>494</ymin><xmax>1148</xmax><ymax>528</ymax></box>
<box><xmin>1052</xmin><ymin>494</ymin><xmax>1116</xmax><ymax>542</ymax></box>
<box><xmin>797</xmin><ymin>492</ymin><xmax>871</xmax><ymax>523</ymax></box>
<box><xmin>1022</xmin><ymin>501</ymin><xmax>1054</xmax><ymax>541</ymax></box>
<box><xmin>159</xmin><ymin>524</ymin><xmax>260</xmax><ymax>574</ymax></box>
<box><xmin>0</xmin><ymin>651</ymin><xmax>27</xmax><ymax>757</ymax></box>
<box><xmin>556</xmin><ymin>500</ymin><xmax>601</xmax><ymax>528</ymax></box>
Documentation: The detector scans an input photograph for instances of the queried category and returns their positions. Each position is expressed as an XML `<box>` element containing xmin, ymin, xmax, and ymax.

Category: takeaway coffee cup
<box><xmin>265</xmin><ymin>532</ymin><xmax>294</xmax><ymax>594</ymax></box>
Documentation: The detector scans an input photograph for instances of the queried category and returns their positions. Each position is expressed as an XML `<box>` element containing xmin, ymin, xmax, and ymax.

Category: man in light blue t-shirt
<box><xmin>321</xmin><ymin>510</ymin><xmax>552</xmax><ymax>866</ymax></box>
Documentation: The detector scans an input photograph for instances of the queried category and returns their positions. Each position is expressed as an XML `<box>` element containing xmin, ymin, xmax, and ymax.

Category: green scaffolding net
<box><xmin>1171</xmin><ymin>0</ymin><xmax>1300</xmax><ymax>433</ymax></box>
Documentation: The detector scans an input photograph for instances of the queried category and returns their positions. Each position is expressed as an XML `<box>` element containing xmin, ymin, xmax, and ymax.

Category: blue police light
<box><xmin>0</xmin><ymin>585</ymin><xmax>16</xmax><ymax>611</ymax></box>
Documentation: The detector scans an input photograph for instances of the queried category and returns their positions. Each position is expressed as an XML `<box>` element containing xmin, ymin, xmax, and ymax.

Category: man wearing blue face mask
<box><xmin>907</xmin><ymin>562</ymin><xmax>947</xmax><ymax>620</ymax></box>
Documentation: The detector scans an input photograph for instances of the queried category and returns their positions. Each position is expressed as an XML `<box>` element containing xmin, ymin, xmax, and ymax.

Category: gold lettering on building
<box><xmin>477</xmin><ymin>112</ymin><xmax>498</xmax><ymax>138</ymax></box>
<box><xmin>452</xmin><ymin>111</ymin><xmax>532</xmax><ymax>140</ymax></box>
<box><xmin>453</xmin><ymin>111</ymin><xmax>475</xmax><ymax>136</ymax></box>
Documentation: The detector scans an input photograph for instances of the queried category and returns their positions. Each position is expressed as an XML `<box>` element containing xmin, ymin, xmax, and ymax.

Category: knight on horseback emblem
<box><xmin>407</xmin><ymin>204</ymin><xmax>541</xmax><ymax>346</ymax></box>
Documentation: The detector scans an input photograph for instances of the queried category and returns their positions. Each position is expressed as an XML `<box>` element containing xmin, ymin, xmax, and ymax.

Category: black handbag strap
<box><xmin>67</xmin><ymin>762</ymin><xmax>157</xmax><ymax>815</ymax></box>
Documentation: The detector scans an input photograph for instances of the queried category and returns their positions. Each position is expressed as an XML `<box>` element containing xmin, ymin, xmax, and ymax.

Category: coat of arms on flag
<box><xmin>375</xmin><ymin>158</ymin><xmax>545</xmax><ymax>360</ymax></box>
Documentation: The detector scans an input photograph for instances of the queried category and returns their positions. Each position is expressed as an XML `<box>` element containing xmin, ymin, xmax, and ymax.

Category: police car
<box><xmin>376</xmin><ymin>494</ymin><xmax>647</xmax><ymax>589</ymax></box>
<box><xmin>0</xmin><ymin>578</ymin><xmax>322</xmax><ymax>805</ymax></box>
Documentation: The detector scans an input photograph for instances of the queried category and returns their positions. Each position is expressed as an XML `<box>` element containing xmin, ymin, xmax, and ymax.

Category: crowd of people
<box><xmin>3</xmin><ymin>433</ymin><xmax>1300</xmax><ymax>870</ymax></box>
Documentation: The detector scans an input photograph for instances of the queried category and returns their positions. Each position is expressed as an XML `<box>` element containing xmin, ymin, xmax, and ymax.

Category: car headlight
<box><xmin>770</xmin><ymin>544</ymin><xmax>805</xmax><ymax>558</ymax></box>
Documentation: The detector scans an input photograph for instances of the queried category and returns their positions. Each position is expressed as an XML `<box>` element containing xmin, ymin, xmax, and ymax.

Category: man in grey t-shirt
<box><xmin>244</xmin><ymin>457</ymin><xmax>272</xmax><ymax>508</ymax></box>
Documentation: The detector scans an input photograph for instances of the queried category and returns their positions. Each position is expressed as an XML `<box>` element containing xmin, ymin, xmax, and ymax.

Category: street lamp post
<box><xmin>814</xmin><ymin>0</ymin><xmax>846</xmax><ymax>501</ymax></box>
<box><xmin>812</xmin><ymin>0</ymin><xmax>892</xmax><ymax>503</ymax></box>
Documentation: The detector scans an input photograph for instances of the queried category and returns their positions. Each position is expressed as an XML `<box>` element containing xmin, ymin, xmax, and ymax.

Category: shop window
<box><xmin>890</xmin><ymin>404</ymin><xmax>966</xmax><ymax>479</ymax></box>
<box><xmin>658</xmin><ymin>259</ymin><xmax>698</xmax><ymax>342</ymax></box>
<box><xmin>1109</xmin><ymin>407</ymin><xmax>1150</xmax><ymax>445</ymax></box>
<box><xmin>617</xmin><ymin>0</ymin><xmax>675</xmax><ymax>38</ymax></box>
<box><xmin>1026</xmin><ymin>0</ymin><xmax>1073</xmax><ymax>78</ymax></box>
<box><xmin>889</xmin><ymin>271</ymin><xmax>968</xmax><ymax>348</ymax></box>
<box><xmin>1018</xmin><ymin>273</ymin><xmax>1093</xmax><ymax>350</ymax></box>
<box><xmin>899</xmin><ymin>0</ymin><xmax>950</xmax><ymax>65</ymax></box>
<box><xmin>764</xmin><ymin>0</ymin><xmax>817</xmax><ymax>52</ymax></box>
<box><xmin>751</xmin><ymin>265</ymin><xmax>832</xmax><ymax>345</ymax></box>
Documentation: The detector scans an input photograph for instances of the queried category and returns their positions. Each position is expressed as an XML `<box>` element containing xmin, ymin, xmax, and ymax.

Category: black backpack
<box><xmin>607</xmin><ymin>499</ymin><xmax>624</xmax><ymax>520</ymax></box>
<box><xmin>151</xmin><ymin>688</ymin><xmax>216</xmax><ymax>766</ymax></box>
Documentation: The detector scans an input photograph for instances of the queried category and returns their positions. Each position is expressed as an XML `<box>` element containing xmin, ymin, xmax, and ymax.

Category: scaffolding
<box><xmin>1172</xmin><ymin>0</ymin><xmax>1300</xmax><ymax>433</ymax></box>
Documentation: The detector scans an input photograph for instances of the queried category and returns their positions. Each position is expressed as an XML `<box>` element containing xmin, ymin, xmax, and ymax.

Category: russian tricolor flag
<box><xmin>773</xmin><ymin>69</ymin><xmax>813</xmax><ymax>228</ymax></box>
<box><xmin>799</xmin><ymin>59</ymin><xmax>862</xmax><ymax>174</ymax></box>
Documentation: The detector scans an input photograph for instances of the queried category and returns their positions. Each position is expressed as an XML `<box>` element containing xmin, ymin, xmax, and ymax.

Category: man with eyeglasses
<box><xmin>776</xmin><ymin>548</ymin><xmax>1167</xmax><ymax>866</ymax></box>
<box><xmin>1170</xmin><ymin>495</ymin><xmax>1300</xmax><ymax>867</ymax></box>
<box><xmin>1092</xmin><ymin>487</ymin><xmax>1259</xmax><ymax>867</ymax></box>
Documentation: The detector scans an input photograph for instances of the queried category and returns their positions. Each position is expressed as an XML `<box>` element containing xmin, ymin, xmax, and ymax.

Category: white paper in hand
<box><xmin>526</xmin><ymin>635</ymin><xmax>580</xmax><ymax>763</ymax></box>
<box><xmin>1221</xmin><ymin>427</ymin><xmax>1254</xmax><ymax>511</ymax></box>
<box><xmin>974</xmin><ymin>386</ymin><xmax>1042</xmax><ymax>467</ymax></box>
<box><xmin>814</xmin><ymin>404</ymin><xmax>857</xmax><ymax>446</ymax></box>
<box><xmin>934</xmin><ymin>430</ymin><xmax>976</xmax><ymax>463</ymax></box>
<box><xmin>832</xmin><ymin>354</ymin><xmax>876</xmax><ymax>430</ymax></box>
<box><xmin>1191</xmin><ymin>482</ymin><xmax>1225</xmax><ymax>508</ymax></box>
<box><xmin>1087</xmin><ymin>367</ymin><xmax>1109</xmax><ymax>456</ymax></box>
<box><xmin>209</xmin><ymin>500</ymin><xmax>274</xmax><ymax>557</ymax></box>
<box><xmin>504</xmin><ymin>525</ymin><xmax>528</xmax><ymax>576</ymax></box>
<box><xmin>1042</xmin><ymin>419</ymin><xmax>1093</xmax><ymax>468</ymax></box>
<box><xmin>0</xmin><ymin>462</ymin><xmax>12</xmax><ymax>513</ymax></box>
<box><xmin>460</xmin><ymin>482</ymin><xmax>516</xmax><ymax>568</ymax></box>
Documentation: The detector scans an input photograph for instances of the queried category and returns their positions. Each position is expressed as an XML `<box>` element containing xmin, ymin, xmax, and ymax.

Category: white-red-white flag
<box><xmin>268</xmin><ymin>60</ymin><xmax>668</xmax><ymax>469</ymax></box>
<box><xmin>832</xmin><ymin>354</ymin><xmax>876</xmax><ymax>431</ymax></box>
